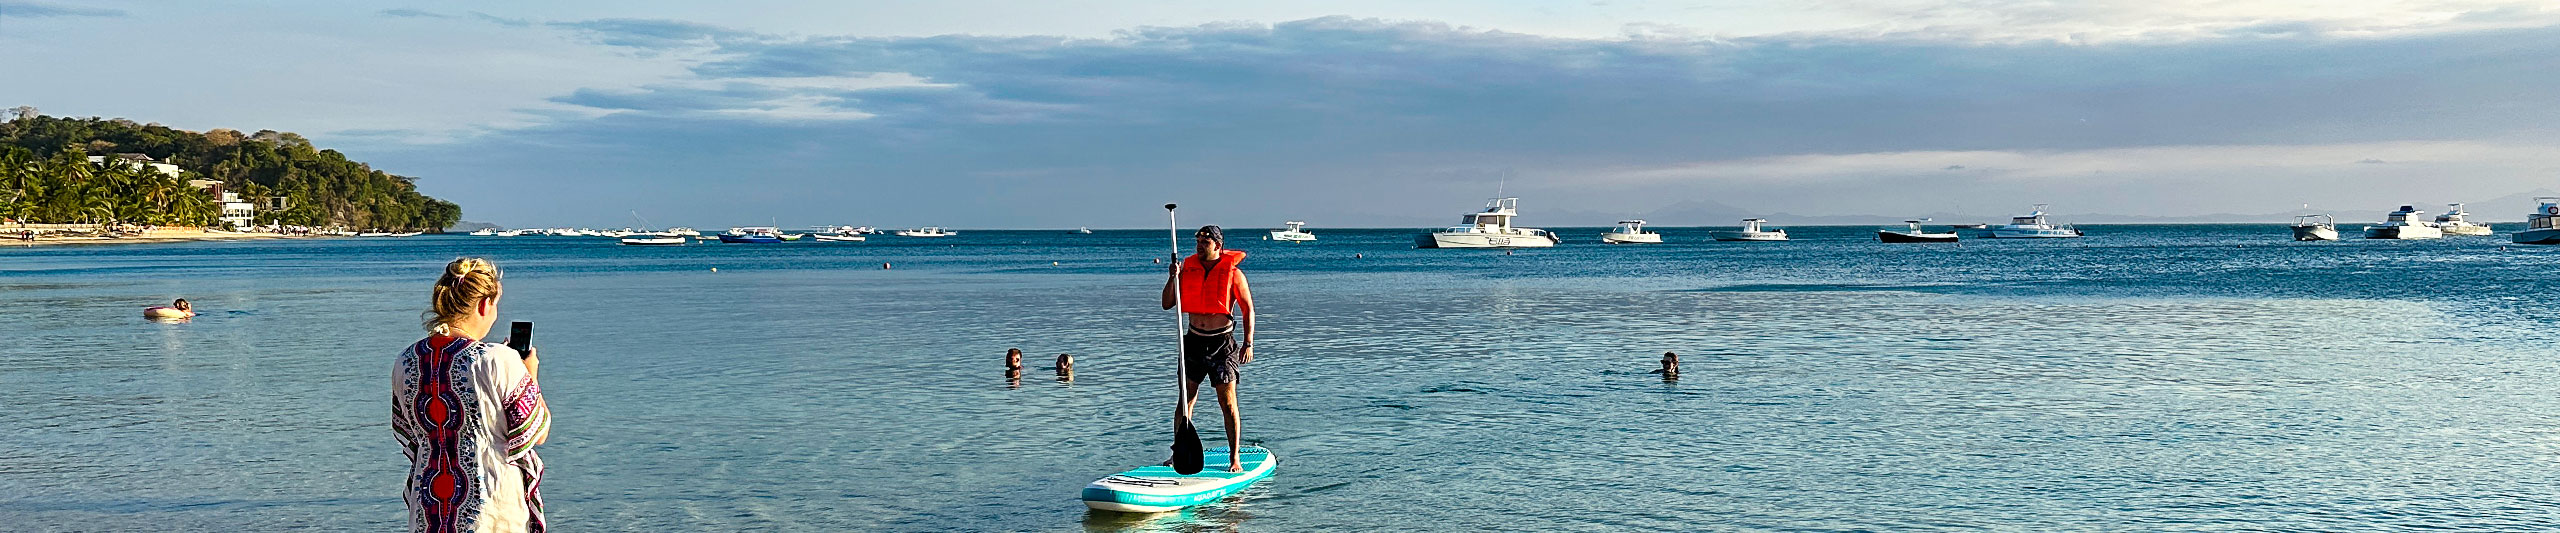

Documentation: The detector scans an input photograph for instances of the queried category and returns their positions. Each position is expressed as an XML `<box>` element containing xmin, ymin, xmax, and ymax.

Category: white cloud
<box><xmin>1585</xmin><ymin>141</ymin><xmax>2560</xmax><ymax>184</ymax></box>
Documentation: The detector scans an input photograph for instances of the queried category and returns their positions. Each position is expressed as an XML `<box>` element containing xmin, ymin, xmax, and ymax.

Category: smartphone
<box><xmin>507</xmin><ymin>321</ymin><xmax>533</xmax><ymax>357</ymax></box>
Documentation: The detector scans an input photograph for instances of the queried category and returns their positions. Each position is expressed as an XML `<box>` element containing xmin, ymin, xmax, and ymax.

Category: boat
<box><xmin>1878</xmin><ymin>219</ymin><xmax>1959</xmax><ymax>243</ymax></box>
<box><xmin>778</xmin><ymin>233</ymin><xmax>805</xmax><ymax>241</ymax></box>
<box><xmin>666</xmin><ymin>227</ymin><xmax>702</xmax><ymax>237</ymax></box>
<box><xmin>2434</xmin><ymin>203</ymin><xmax>2492</xmax><ymax>236</ymax></box>
<box><xmin>1267</xmin><ymin>221</ymin><xmax>1316</xmax><ymax>242</ymax></box>
<box><xmin>493</xmin><ymin>230</ymin><xmax>524</xmax><ymax>237</ymax></box>
<box><xmin>1710</xmin><ymin>218</ymin><xmax>1788</xmax><ymax>241</ymax></box>
<box><xmin>2518</xmin><ymin>197</ymin><xmax>2560</xmax><ymax>244</ymax></box>
<box><xmin>1415</xmin><ymin>197</ymin><xmax>1559</xmax><ymax>248</ymax></box>
<box><xmin>1599</xmin><ymin>220</ymin><xmax>1662</xmax><ymax>244</ymax></box>
<box><xmin>1074</xmin><ymin>227</ymin><xmax>1094</xmax><ymax>235</ymax></box>
<box><xmin>468</xmin><ymin>228</ymin><xmax>497</xmax><ymax>236</ymax></box>
<box><xmin>1082</xmin><ymin>446</ymin><xmax>1278</xmax><ymax>513</ymax></box>
<box><xmin>896</xmin><ymin>227</ymin><xmax>958</xmax><ymax>237</ymax></box>
<box><xmin>2291</xmin><ymin>214</ymin><xmax>2339</xmax><ymax>241</ymax></box>
<box><xmin>356</xmin><ymin>232</ymin><xmax>393</xmax><ymax>237</ymax></box>
<box><xmin>2363</xmin><ymin>205</ymin><xmax>2443</xmax><ymax>239</ymax></box>
<box><xmin>719</xmin><ymin>227</ymin><xmax>785</xmax><ymax>243</ymax></box>
<box><xmin>811</xmin><ymin>233</ymin><xmax>867</xmax><ymax>242</ymax></box>
<box><xmin>619</xmin><ymin>235</ymin><xmax>685</xmax><ymax>246</ymax></box>
<box><xmin>391</xmin><ymin>232</ymin><xmax>423</xmax><ymax>237</ymax></box>
<box><xmin>1986</xmin><ymin>206</ymin><xmax>2083</xmax><ymax>238</ymax></box>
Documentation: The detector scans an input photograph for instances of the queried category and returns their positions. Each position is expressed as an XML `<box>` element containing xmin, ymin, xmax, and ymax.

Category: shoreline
<box><xmin>3</xmin><ymin>226</ymin><xmax>345</xmax><ymax>247</ymax></box>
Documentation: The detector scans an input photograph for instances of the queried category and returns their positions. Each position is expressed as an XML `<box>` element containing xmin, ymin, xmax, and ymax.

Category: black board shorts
<box><xmin>1183</xmin><ymin>326</ymin><xmax>1241</xmax><ymax>386</ymax></box>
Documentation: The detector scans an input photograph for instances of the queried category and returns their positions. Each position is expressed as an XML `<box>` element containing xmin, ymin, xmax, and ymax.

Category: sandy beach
<box><xmin>1</xmin><ymin>225</ymin><xmax>334</xmax><ymax>246</ymax></box>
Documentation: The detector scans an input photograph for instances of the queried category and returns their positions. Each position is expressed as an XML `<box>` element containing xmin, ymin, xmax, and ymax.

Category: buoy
<box><xmin>1354</xmin><ymin>253</ymin><xmax>1362</xmax><ymax>259</ymax></box>
<box><xmin>882</xmin><ymin>262</ymin><xmax>892</xmax><ymax>270</ymax></box>
<box><xmin>710</xmin><ymin>267</ymin><xmax>718</xmax><ymax>272</ymax></box>
<box><xmin>1052</xmin><ymin>261</ymin><xmax>1059</xmax><ymax>266</ymax></box>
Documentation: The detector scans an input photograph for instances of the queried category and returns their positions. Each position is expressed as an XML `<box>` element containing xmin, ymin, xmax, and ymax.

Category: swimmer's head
<box><xmin>173</xmin><ymin>298</ymin><xmax>190</xmax><ymax>311</ymax></box>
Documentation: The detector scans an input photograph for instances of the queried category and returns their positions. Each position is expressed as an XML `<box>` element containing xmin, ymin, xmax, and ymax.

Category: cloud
<box><xmin>377</xmin><ymin>8</ymin><xmax>447</xmax><ymax>19</ymax></box>
<box><xmin>0</xmin><ymin>1</ymin><xmax>126</xmax><ymax>18</ymax></box>
<box><xmin>552</xmin><ymin>18</ymin><xmax>759</xmax><ymax>51</ymax></box>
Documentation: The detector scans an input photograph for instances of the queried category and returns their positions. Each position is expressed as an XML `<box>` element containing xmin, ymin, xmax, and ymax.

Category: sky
<box><xmin>5</xmin><ymin>0</ymin><xmax>2559</xmax><ymax>228</ymax></box>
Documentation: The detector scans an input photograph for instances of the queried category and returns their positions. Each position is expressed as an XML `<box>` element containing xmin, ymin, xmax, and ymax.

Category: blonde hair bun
<box><xmin>424</xmin><ymin>257</ymin><xmax>503</xmax><ymax>335</ymax></box>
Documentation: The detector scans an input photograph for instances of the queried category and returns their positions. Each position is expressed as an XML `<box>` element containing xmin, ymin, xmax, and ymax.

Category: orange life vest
<box><xmin>1179</xmin><ymin>250</ymin><xmax>1247</xmax><ymax>315</ymax></box>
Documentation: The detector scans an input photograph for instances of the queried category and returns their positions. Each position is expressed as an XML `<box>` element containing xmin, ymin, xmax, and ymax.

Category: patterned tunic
<box><xmin>393</xmin><ymin>336</ymin><xmax>550</xmax><ymax>533</ymax></box>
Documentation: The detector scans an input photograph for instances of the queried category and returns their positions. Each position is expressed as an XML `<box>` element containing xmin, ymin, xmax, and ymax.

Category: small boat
<box><xmin>1879</xmin><ymin>219</ymin><xmax>1959</xmax><ymax>243</ymax></box>
<box><xmin>778</xmin><ymin>233</ymin><xmax>805</xmax><ymax>241</ymax></box>
<box><xmin>1416</xmin><ymin>197</ymin><xmax>1558</xmax><ymax>248</ymax></box>
<box><xmin>666</xmin><ymin>227</ymin><xmax>702</xmax><ymax>237</ymax></box>
<box><xmin>1268</xmin><ymin>221</ymin><xmax>1316</xmax><ymax>242</ymax></box>
<box><xmin>1710</xmin><ymin>218</ymin><xmax>1788</xmax><ymax>241</ymax></box>
<box><xmin>468</xmin><ymin>228</ymin><xmax>497</xmax><ymax>236</ymax></box>
<box><xmin>2435</xmin><ymin>203</ymin><xmax>2492</xmax><ymax>236</ymax></box>
<box><xmin>719</xmin><ymin>227</ymin><xmax>785</xmax><ymax>243</ymax></box>
<box><xmin>2363</xmin><ymin>205</ymin><xmax>2443</xmax><ymax>239</ymax></box>
<box><xmin>493</xmin><ymin>230</ymin><xmax>524</xmax><ymax>237</ymax></box>
<box><xmin>2291</xmin><ymin>214</ymin><xmax>2338</xmax><ymax>241</ymax></box>
<box><xmin>1073</xmin><ymin>227</ymin><xmax>1094</xmax><ymax>235</ymax></box>
<box><xmin>1986</xmin><ymin>206</ymin><xmax>2083</xmax><ymax>238</ymax></box>
<box><xmin>356</xmin><ymin>232</ymin><xmax>393</xmax><ymax>237</ymax></box>
<box><xmin>619</xmin><ymin>235</ymin><xmax>685</xmax><ymax>246</ymax></box>
<box><xmin>391</xmin><ymin>232</ymin><xmax>423</xmax><ymax>237</ymax></box>
<box><xmin>1599</xmin><ymin>220</ymin><xmax>1662</xmax><ymax>244</ymax></box>
<box><xmin>896</xmin><ymin>227</ymin><xmax>958</xmax><ymax>237</ymax></box>
<box><xmin>811</xmin><ymin>233</ymin><xmax>867</xmax><ymax>242</ymax></box>
<box><xmin>2516</xmin><ymin>197</ymin><xmax>2560</xmax><ymax>244</ymax></box>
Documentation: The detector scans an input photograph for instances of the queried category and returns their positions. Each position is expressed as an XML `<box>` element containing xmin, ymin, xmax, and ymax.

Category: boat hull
<box><xmin>1710</xmin><ymin>231</ymin><xmax>1787</xmax><ymax>241</ymax></box>
<box><xmin>1418</xmin><ymin>232</ymin><xmax>1558</xmax><ymax>248</ymax></box>
<box><xmin>2440</xmin><ymin>224</ymin><xmax>2493</xmax><ymax>236</ymax></box>
<box><xmin>1987</xmin><ymin>228</ymin><xmax>2083</xmax><ymax>238</ymax></box>
<box><xmin>2291</xmin><ymin>226</ymin><xmax>2339</xmax><ymax>241</ymax></box>
<box><xmin>619</xmin><ymin>237</ymin><xmax>686</xmax><ymax>246</ymax></box>
<box><xmin>812</xmin><ymin>234</ymin><xmax>867</xmax><ymax>242</ymax></box>
<box><xmin>2514</xmin><ymin>228</ymin><xmax>2560</xmax><ymax>244</ymax></box>
<box><xmin>2363</xmin><ymin>225</ymin><xmax>2443</xmax><ymax>240</ymax></box>
<box><xmin>1599</xmin><ymin>232</ymin><xmax>1661</xmax><ymax>244</ymax></box>
<box><xmin>1878</xmin><ymin>231</ymin><xmax>1958</xmax><ymax>243</ymax></box>
<box><xmin>718</xmin><ymin>235</ymin><xmax>783</xmax><ymax>243</ymax></box>
<box><xmin>1268</xmin><ymin>232</ymin><xmax>1315</xmax><ymax>242</ymax></box>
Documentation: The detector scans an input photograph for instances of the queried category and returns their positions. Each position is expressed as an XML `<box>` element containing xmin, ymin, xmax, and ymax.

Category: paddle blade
<box><xmin>1172</xmin><ymin>417</ymin><xmax>1205</xmax><ymax>475</ymax></box>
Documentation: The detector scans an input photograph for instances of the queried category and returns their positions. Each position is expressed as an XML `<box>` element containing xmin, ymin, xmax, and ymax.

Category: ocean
<box><xmin>4</xmin><ymin>225</ymin><xmax>2556</xmax><ymax>531</ymax></box>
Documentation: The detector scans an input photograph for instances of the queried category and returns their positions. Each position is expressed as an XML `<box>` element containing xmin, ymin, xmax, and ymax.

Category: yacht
<box><xmin>811</xmin><ymin>233</ymin><xmax>866</xmax><ymax>242</ymax></box>
<box><xmin>2290</xmin><ymin>214</ymin><xmax>2338</xmax><ymax>241</ymax></box>
<box><xmin>619</xmin><ymin>234</ymin><xmax>685</xmax><ymax>246</ymax></box>
<box><xmin>1268</xmin><ymin>221</ymin><xmax>1316</xmax><ymax>242</ymax></box>
<box><xmin>1986</xmin><ymin>206</ymin><xmax>2083</xmax><ymax>238</ymax></box>
<box><xmin>2515</xmin><ymin>197</ymin><xmax>2560</xmax><ymax>244</ymax></box>
<box><xmin>666</xmin><ymin>227</ymin><xmax>702</xmax><ymax>237</ymax></box>
<box><xmin>1416</xmin><ymin>197</ymin><xmax>1558</xmax><ymax>248</ymax></box>
<box><xmin>1073</xmin><ymin>227</ymin><xmax>1093</xmax><ymax>234</ymax></box>
<box><xmin>468</xmin><ymin>228</ymin><xmax>497</xmax><ymax>236</ymax></box>
<box><xmin>2434</xmin><ymin>203</ymin><xmax>2492</xmax><ymax>236</ymax></box>
<box><xmin>1878</xmin><ymin>219</ymin><xmax>1959</xmax><ymax>243</ymax></box>
<box><xmin>2363</xmin><ymin>205</ymin><xmax>2443</xmax><ymax>239</ymax></box>
<box><xmin>896</xmin><ymin>227</ymin><xmax>958</xmax><ymax>237</ymax></box>
<box><xmin>1599</xmin><ymin>220</ymin><xmax>1662</xmax><ymax>244</ymax></box>
<box><xmin>719</xmin><ymin>227</ymin><xmax>785</xmax><ymax>243</ymax></box>
<box><xmin>493</xmin><ymin>229</ymin><xmax>524</xmax><ymax>237</ymax></box>
<box><xmin>1710</xmin><ymin>218</ymin><xmax>1788</xmax><ymax>241</ymax></box>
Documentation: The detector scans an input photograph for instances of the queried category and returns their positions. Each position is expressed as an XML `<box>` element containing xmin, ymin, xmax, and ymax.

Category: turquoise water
<box><xmin>4</xmin><ymin>225</ymin><xmax>2558</xmax><ymax>531</ymax></box>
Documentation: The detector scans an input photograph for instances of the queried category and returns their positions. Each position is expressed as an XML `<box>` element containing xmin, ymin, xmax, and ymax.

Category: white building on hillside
<box><xmin>92</xmin><ymin>154</ymin><xmax>254</xmax><ymax>227</ymax></box>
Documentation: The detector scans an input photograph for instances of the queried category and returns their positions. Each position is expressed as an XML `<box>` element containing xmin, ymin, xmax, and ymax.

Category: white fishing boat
<box><xmin>666</xmin><ymin>227</ymin><xmax>701</xmax><ymax>237</ymax></box>
<box><xmin>619</xmin><ymin>235</ymin><xmax>685</xmax><ymax>245</ymax></box>
<box><xmin>2517</xmin><ymin>197</ymin><xmax>2560</xmax><ymax>244</ymax></box>
<box><xmin>2363</xmin><ymin>205</ymin><xmax>2443</xmax><ymax>239</ymax></box>
<box><xmin>896</xmin><ymin>227</ymin><xmax>958</xmax><ymax>237</ymax></box>
<box><xmin>1073</xmin><ymin>227</ymin><xmax>1094</xmax><ymax>235</ymax></box>
<box><xmin>1710</xmin><ymin>218</ymin><xmax>1788</xmax><ymax>241</ymax></box>
<box><xmin>1268</xmin><ymin>221</ymin><xmax>1316</xmax><ymax>242</ymax></box>
<box><xmin>468</xmin><ymin>228</ymin><xmax>497</xmax><ymax>236</ymax></box>
<box><xmin>1986</xmin><ymin>206</ymin><xmax>2083</xmax><ymax>238</ymax></box>
<box><xmin>494</xmin><ymin>230</ymin><xmax>524</xmax><ymax>237</ymax></box>
<box><xmin>2434</xmin><ymin>203</ymin><xmax>2492</xmax><ymax>236</ymax></box>
<box><xmin>2291</xmin><ymin>214</ymin><xmax>2338</xmax><ymax>241</ymax></box>
<box><xmin>811</xmin><ymin>233</ymin><xmax>867</xmax><ymax>242</ymax></box>
<box><xmin>357</xmin><ymin>231</ymin><xmax>394</xmax><ymax>237</ymax></box>
<box><xmin>1415</xmin><ymin>197</ymin><xmax>1558</xmax><ymax>248</ymax></box>
<box><xmin>1879</xmin><ymin>219</ymin><xmax>1959</xmax><ymax>243</ymax></box>
<box><xmin>1599</xmin><ymin>220</ymin><xmax>1662</xmax><ymax>244</ymax></box>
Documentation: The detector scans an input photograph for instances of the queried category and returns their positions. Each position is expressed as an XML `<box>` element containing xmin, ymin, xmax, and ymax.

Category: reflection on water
<box><xmin>2</xmin><ymin>226</ymin><xmax>2557</xmax><ymax>531</ymax></box>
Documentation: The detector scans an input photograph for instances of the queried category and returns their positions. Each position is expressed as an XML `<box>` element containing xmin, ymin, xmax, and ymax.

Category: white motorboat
<box><xmin>494</xmin><ymin>230</ymin><xmax>524</xmax><ymax>237</ymax></box>
<box><xmin>2291</xmin><ymin>214</ymin><xmax>2338</xmax><ymax>241</ymax></box>
<box><xmin>1268</xmin><ymin>221</ymin><xmax>1316</xmax><ymax>242</ymax></box>
<box><xmin>468</xmin><ymin>228</ymin><xmax>497</xmax><ymax>236</ymax></box>
<box><xmin>2516</xmin><ymin>197</ymin><xmax>2560</xmax><ymax>244</ymax></box>
<box><xmin>896</xmin><ymin>227</ymin><xmax>957</xmax><ymax>237</ymax></box>
<box><xmin>812</xmin><ymin>233</ymin><xmax>868</xmax><ymax>242</ymax></box>
<box><xmin>2363</xmin><ymin>205</ymin><xmax>2443</xmax><ymax>239</ymax></box>
<box><xmin>1415</xmin><ymin>197</ymin><xmax>1558</xmax><ymax>248</ymax></box>
<box><xmin>1878</xmin><ymin>219</ymin><xmax>1959</xmax><ymax>243</ymax></box>
<box><xmin>356</xmin><ymin>232</ymin><xmax>393</xmax><ymax>237</ymax></box>
<box><xmin>1599</xmin><ymin>220</ymin><xmax>1662</xmax><ymax>244</ymax></box>
<box><xmin>619</xmin><ymin>235</ymin><xmax>685</xmax><ymax>245</ymax></box>
<box><xmin>1710</xmin><ymin>218</ymin><xmax>1788</xmax><ymax>241</ymax></box>
<box><xmin>1986</xmin><ymin>206</ymin><xmax>2083</xmax><ymax>238</ymax></box>
<box><xmin>1073</xmin><ymin>227</ymin><xmax>1094</xmax><ymax>235</ymax></box>
<box><xmin>2434</xmin><ymin>203</ymin><xmax>2492</xmax><ymax>236</ymax></box>
<box><xmin>666</xmin><ymin>227</ymin><xmax>702</xmax><ymax>237</ymax></box>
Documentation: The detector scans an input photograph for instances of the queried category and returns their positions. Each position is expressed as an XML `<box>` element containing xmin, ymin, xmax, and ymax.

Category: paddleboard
<box><xmin>1082</xmin><ymin>446</ymin><xmax>1277</xmax><ymax>513</ymax></box>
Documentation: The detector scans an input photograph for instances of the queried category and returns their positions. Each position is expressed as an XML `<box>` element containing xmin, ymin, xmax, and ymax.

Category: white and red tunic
<box><xmin>392</xmin><ymin>335</ymin><xmax>550</xmax><ymax>533</ymax></box>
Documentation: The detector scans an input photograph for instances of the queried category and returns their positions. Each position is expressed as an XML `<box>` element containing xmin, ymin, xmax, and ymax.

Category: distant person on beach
<box><xmin>1161</xmin><ymin>225</ymin><xmax>1257</xmax><ymax>472</ymax></box>
<box><xmin>1649</xmin><ymin>352</ymin><xmax>1679</xmax><ymax>380</ymax></box>
<box><xmin>392</xmin><ymin>257</ymin><xmax>551</xmax><ymax>533</ymax></box>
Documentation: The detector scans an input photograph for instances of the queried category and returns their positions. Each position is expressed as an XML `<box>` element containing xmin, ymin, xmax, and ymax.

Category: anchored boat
<box><xmin>2434</xmin><ymin>203</ymin><xmax>2492</xmax><ymax>236</ymax></box>
<box><xmin>1987</xmin><ymin>206</ymin><xmax>2083</xmax><ymax>238</ymax></box>
<box><xmin>1879</xmin><ymin>219</ymin><xmax>1959</xmax><ymax>243</ymax></box>
<box><xmin>1711</xmin><ymin>218</ymin><xmax>1788</xmax><ymax>241</ymax></box>
<box><xmin>2291</xmin><ymin>214</ymin><xmax>2338</xmax><ymax>241</ymax></box>
<box><xmin>718</xmin><ymin>227</ymin><xmax>785</xmax><ymax>243</ymax></box>
<box><xmin>1599</xmin><ymin>220</ymin><xmax>1662</xmax><ymax>244</ymax></box>
<box><xmin>2363</xmin><ymin>205</ymin><xmax>2443</xmax><ymax>240</ymax></box>
<box><xmin>896</xmin><ymin>227</ymin><xmax>958</xmax><ymax>237</ymax></box>
<box><xmin>2516</xmin><ymin>197</ymin><xmax>2560</xmax><ymax>244</ymax></box>
<box><xmin>1268</xmin><ymin>221</ymin><xmax>1316</xmax><ymax>242</ymax></box>
<box><xmin>1416</xmin><ymin>197</ymin><xmax>1558</xmax><ymax>248</ymax></box>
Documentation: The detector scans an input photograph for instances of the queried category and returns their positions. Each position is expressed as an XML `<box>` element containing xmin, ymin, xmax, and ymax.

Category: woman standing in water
<box><xmin>393</xmin><ymin>258</ymin><xmax>551</xmax><ymax>533</ymax></box>
<box><xmin>1161</xmin><ymin>225</ymin><xmax>1256</xmax><ymax>473</ymax></box>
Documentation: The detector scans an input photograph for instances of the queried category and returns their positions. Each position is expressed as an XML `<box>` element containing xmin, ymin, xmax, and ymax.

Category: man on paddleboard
<box><xmin>1161</xmin><ymin>225</ymin><xmax>1255</xmax><ymax>472</ymax></box>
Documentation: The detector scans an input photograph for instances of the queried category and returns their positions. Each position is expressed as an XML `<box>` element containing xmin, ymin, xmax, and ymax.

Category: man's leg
<box><xmin>1215</xmin><ymin>381</ymin><xmax>1242</xmax><ymax>472</ymax></box>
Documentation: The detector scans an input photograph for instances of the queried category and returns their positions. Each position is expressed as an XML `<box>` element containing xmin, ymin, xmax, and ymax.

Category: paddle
<box><xmin>1166</xmin><ymin>203</ymin><xmax>1206</xmax><ymax>475</ymax></box>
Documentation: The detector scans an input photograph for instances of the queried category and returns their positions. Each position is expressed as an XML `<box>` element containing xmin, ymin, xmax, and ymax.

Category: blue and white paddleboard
<box><xmin>1082</xmin><ymin>446</ymin><xmax>1278</xmax><ymax>513</ymax></box>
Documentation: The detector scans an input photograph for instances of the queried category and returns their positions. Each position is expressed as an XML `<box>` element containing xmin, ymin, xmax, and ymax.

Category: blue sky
<box><xmin>5</xmin><ymin>1</ymin><xmax>2559</xmax><ymax>228</ymax></box>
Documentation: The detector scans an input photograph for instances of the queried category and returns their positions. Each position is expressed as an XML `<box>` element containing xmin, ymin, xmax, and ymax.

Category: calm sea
<box><xmin>4</xmin><ymin>225</ymin><xmax>2557</xmax><ymax>531</ymax></box>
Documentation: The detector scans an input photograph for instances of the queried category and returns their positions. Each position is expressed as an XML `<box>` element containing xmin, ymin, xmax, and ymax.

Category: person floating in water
<box><xmin>1054</xmin><ymin>353</ymin><xmax>1075</xmax><ymax>380</ymax></box>
<box><xmin>144</xmin><ymin>298</ymin><xmax>193</xmax><ymax>319</ymax></box>
<box><xmin>1161</xmin><ymin>225</ymin><xmax>1256</xmax><ymax>473</ymax></box>
<box><xmin>1005</xmin><ymin>348</ymin><xmax>1024</xmax><ymax>380</ymax></box>
<box><xmin>1648</xmin><ymin>351</ymin><xmax>1679</xmax><ymax>380</ymax></box>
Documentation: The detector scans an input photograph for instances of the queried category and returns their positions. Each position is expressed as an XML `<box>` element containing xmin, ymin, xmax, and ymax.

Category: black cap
<box><xmin>1196</xmin><ymin>225</ymin><xmax>1223</xmax><ymax>242</ymax></box>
